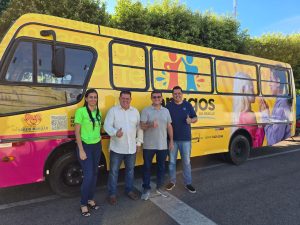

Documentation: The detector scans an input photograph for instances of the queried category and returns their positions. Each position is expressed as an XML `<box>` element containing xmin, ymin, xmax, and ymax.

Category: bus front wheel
<box><xmin>48</xmin><ymin>152</ymin><xmax>82</xmax><ymax>197</ymax></box>
<box><xmin>226</xmin><ymin>135</ymin><xmax>250</xmax><ymax>165</ymax></box>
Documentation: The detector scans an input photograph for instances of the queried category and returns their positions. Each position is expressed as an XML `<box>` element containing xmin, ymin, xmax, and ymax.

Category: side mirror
<box><xmin>52</xmin><ymin>48</ymin><xmax>65</xmax><ymax>77</ymax></box>
<box><xmin>40</xmin><ymin>30</ymin><xmax>65</xmax><ymax>78</ymax></box>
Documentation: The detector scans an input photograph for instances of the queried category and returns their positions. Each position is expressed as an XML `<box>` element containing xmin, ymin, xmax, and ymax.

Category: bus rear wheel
<box><xmin>226</xmin><ymin>135</ymin><xmax>250</xmax><ymax>165</ymax></box>
<box><xmin>48</xmin><ymin>152</ymin><xmax>82</xmax><ymax>197</ymax></box>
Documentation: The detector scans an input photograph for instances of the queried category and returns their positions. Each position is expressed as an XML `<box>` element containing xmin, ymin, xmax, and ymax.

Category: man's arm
<box><xmin>140</xmin><ymin>109</ymin><xmax>149</xmax><ymax>130</ymax></box>
<box><xmin>103</xmin><ymin>108</ymin><xmax>118</xmax><ymax>137</ymax></box>
<box><xmin>136</xmin><ymin>111</ymin><xmax>143</xmax><ymax>147</ymax></box>
<box><xmin>187</xmin><ymin>102</ymin><xmax>198</xmax><ymax>124</ymax></box>
<box><xmin>167</xmin><ymin>122</ymin><xmax>174</xmax><ymax>150</ymax></box>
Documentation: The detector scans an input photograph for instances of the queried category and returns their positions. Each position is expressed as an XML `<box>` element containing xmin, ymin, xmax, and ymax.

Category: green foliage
<box><xmin>0</xmin><ymin>0</ymin><xmax>110</xmax><ymax>39</ymax></box>
<box><xmin>110</xmin><ymin>0</ymin><xmax>248</xmax><ymax>52</ymax></box>
<box><xmin>245</xmin><ymin>33</ymin><xmax>300</xmax><ymax>86</ymax></box>
<box><xmin>0</xmin><ymin>0</ymin><xmax>10</xmax><ymax>15</ymax></box>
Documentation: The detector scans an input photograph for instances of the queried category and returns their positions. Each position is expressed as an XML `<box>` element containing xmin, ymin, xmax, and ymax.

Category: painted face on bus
<box><xmin>85</xmin><ymin>92</ymin><xmax>98</xmax><ymax>108</ymax></box>
<box><xmin>119</xmin><ymin>93</ymin><xmax>131</xmax><ymax>110</ymax></box>
<box><xmin>244</xmin><ymin>83</ymin><xmax>255</xmax><ymax>103</ymax></box>
<box><xmin>172</xmin><ymin>89</ymin><xmax>183</xmax><ymax>104</ymax></box>
<box><xmin>151</xmin><ymin>93</ymin><xmax>162</xmax><ymax>106</ymax></box>
<box><xmin>269</xmin><ymin>72</ymin><xmax>280</xmax><ymax>95</ymax></box>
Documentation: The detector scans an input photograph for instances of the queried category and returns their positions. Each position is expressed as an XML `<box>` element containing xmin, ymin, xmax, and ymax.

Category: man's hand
<box><xmin>186</xmin><ymin>115</ymin><xmax>192</xmax><ymax>124</ymax></box>
<box><xmin>136</xmin><ymin>145</ymin><xmax>142</xmax><ymax>152</ymax></box>
<box><xmin>116</xmin><ymin>128</ymin><xmax>123</xmax><ymax>138</ymax></box>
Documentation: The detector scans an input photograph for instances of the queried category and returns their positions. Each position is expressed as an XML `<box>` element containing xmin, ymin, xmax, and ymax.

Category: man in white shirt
<box><xmin>104</xmin><ymin>90</ymin><xmax>143</xmax><ymax>205</ymax></box>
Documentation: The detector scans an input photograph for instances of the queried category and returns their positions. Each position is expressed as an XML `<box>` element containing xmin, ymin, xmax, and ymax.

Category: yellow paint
<box><xmin>0</xmin><ymin>14</ymin><xmax>296</xmax><ymax>168</ymax></box>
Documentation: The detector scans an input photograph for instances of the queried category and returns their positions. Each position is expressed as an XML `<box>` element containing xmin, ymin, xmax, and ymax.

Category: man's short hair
<box><xmin>151</xmin><ymin>90</ymin><xmax>162</xmax><ymax>97</ymax></box>
<box><xmin>172</xmin><ymin>86</ymin><xmax>183</xmax><ymax>93</ymax></box>
<box><xmin>120</xmin><ymin>90</ymin><xmax>132</xmax><ymax>97</ymax></box>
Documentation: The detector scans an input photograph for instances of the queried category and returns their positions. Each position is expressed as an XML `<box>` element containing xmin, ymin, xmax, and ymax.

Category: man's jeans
<box><xmin>142</xmin><ymin>149</ymin><xmax>168</xmax><ymax>190</ymax></box>
<box><xmin>77</xmin><ymin>141</ymin><xmax>102</xmax><ymax>206</ymax></box>
<box><xmin>108</xmin><ymin>150</ymin><xmax>136</xmax><ymax>196</ymax></box>
<box><xmin>168</xmin><ymin>141</ymin><xmax>192</xmax><ymax>185</ymax></box>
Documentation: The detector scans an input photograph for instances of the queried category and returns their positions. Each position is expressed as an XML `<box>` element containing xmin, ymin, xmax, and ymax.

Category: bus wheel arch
<box><xmin>44</xmin><ymin>141</ymin><xmax>77</xmax><ymax>178</ymax></box>
<box><xmin>226</xmin><ymin>129</ymin><xmax>252</xmax><ymax>165</ymax></box>
<box><xmin>44</xmin><ymin>141</ymin><xmax>106</xmax><ymax>197</ymax></box>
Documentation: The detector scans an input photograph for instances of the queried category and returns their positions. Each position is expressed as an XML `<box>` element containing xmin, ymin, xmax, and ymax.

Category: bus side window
<box><xmin>110</xmin><ymin>41</ymin><xmax>148</xmax><ymax>90</ymax></box>
<box><xmin>260</xmin><ymin>66</ymin><xmax>290</xmax><ymax>97</ymax></box>
<box><xmin>0</xmin><ymin>39</ymin><xmax>95</xmax><ymax>116</ymax></box>
<box><xmin>36</xmin><ymin>43</ymin><xmax>92</xmax><ymax>86</ymax></box>
<box><xmin>5</xmin><ymin>41</ymin><xmax>33</xmax><ymax>83</ymax></box>
<box><xmin>151</xmin><ymin>49</ymin><xmax>212</xmax><ymax>93</ymax></box>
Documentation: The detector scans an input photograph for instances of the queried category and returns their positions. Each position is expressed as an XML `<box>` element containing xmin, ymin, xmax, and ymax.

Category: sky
<box><xmin>105</xmin><ymin>0</ymin><xmax>300</xmax><ymax>37</ymax></box>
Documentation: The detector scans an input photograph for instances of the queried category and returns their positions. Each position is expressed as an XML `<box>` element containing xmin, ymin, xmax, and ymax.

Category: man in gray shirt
<box><xmin>140</xmin><ymin>91</ymin><xmax>173</xmax><ymax>200</ymax></box>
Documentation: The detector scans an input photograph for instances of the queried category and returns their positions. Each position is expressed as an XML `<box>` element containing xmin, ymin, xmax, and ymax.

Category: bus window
<box><xmin>5</xmin><ymin>41</ymin><xmax>33</xmax><ymax>83</ymax></box>
<box><xmin>37</xmin><ymin>43</ymin><xmax>93</xmax><ymax>85</ymax></box>
<box><xmin>260</xmin><ymin>66</ymin><xmax>290</xmax><ymax>96</ymax></box>
<box><xmin>0</xmin><ymin>39</ymin><xmax>95</xmax><ymax>115</ymax></box>
<box><xmin>110</xmin><ymin>42</ymin><xmax>148</xmax><ymax>90</ymax></box>
<box><xmin>152</xmin><ymin>49</ymin><xmax>212</xmax><ymax>93</ymax></box>
<box><xmin>216</xmin><ymin>59</ymin><xmax>258</xmax><ymax>95</ymax></box>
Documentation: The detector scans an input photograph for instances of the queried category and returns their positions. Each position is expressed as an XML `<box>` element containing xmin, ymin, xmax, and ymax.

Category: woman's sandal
<box><xmin>80</xmin><ymin>206</ymin><xmax>91</xmax><ymax>217</ymax></box>
<box><xmin>88</xmin><ymin>200</ymin><xmax>100</xmax><ymax>210</ymax></box>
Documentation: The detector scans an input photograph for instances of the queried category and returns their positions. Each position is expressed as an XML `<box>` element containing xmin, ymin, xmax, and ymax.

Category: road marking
<box><xmin>0</xmin><ymin>195</ymin><xmax>60</xmax><ymax>210</ymax></box>
<box><xmin>249</xmin><ymin>148</ymin><xmax>300</xmax><ymax>161</ymax></box>
<box><xmin>135</xmin><ymin>181</ymin><xmax>217</xmax><ymax>225</ymax></box>
<box><xmin>1</xmin><ymin>148</ymin><xmax>300</xmax><ymax>212</ymax></box>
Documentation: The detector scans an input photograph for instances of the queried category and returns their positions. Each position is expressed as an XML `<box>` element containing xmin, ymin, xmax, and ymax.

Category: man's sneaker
<box><xmin>165</xmin><ymin>182</ymin><xmax>175</xmax><ymax>191</ymax></box>
<box><xmin>156</xmin><ymin>188</ymin><xmax>168</xmax><ymax>198</ymax></box>
<box><xmin>185</xmin><ymin>184</ymin><xmax>196</xmax><ymax>193</ymax></box>
<box><xmin>141</xmin><ymin>189</ymin><xmax>150</xmax><ymax>200</ymax></box>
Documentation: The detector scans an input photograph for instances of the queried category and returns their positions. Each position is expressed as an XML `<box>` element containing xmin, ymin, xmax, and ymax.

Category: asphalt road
<box><xmin>1</xmin><ymin>137</ymin><xmax>300</xmax><ymax>225</ymax></box>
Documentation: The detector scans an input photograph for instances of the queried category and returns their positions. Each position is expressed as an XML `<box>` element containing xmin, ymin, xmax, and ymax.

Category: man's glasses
<box><xmin>152</xmin><ymin>96</ymin><xmax>161</xmax><ymax>99</ymax></box>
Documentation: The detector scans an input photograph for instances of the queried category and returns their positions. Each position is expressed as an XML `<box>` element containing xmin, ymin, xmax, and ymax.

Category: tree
<box><xmin>110</xmin><ymin>0</ymin><xmax>149</xmax><ymax>32</ymax></box>
<box><xmin>0</xmin><ymin>0</ymin><xmax>10</xmax><ymax>15</ymax></box>
<box><xmin>0</xmin><ymin>0</ymin><xmax>110</xmax><ymax>39</ymax></box>
<box><xmin>111</xmin><ymin>0</ymin><xmax>248</xmax><ymax>52</ymax></box>
<box><xmin>245</xmin><ymin>33</ymin><xmax>300</xmax><ymax>85</ymax></box>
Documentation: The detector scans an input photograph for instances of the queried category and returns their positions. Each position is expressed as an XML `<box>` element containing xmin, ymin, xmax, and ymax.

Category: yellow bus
<box><xmin>0</xmin><ymin>14</ymin><xmax>295</xmax><ymax>196</ymax></box>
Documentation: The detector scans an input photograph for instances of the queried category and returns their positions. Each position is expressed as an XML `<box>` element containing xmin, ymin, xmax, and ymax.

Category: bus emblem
<box><xmin>24</xmin><ymin>113</ymin><xmax>42</xmax><ymax>126</ymax></box>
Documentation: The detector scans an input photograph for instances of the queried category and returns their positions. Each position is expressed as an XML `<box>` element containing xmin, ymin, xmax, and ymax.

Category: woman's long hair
<box><xmin>84</xmin><ymin>89</ymin><xmax>101</xmax><ymax>129</ymax></box>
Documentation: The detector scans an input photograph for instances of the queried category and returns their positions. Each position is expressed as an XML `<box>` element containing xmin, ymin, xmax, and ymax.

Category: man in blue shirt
<box><xmin>165</xmin><ymin>86</ymin><xmax>198</xmax><ymax>193</ymax></box>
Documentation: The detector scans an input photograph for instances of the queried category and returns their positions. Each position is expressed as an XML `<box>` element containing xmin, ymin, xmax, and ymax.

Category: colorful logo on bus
<box><xmin>24</xmin><ymin>113</ymin><xmax>42</xmax><ymax>126</ymax></box>
<box><xmin>154</xmin><ymin>52</ymin><xmax>207</xmax><ymax>91</ymax></box>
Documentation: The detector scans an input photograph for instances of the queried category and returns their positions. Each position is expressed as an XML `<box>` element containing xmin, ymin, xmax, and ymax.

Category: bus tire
<box><xmin>226</xmin><ymin>135</ymin><xmax>250</xmax><ymax>165</ymax></box>
<box><xmin>48</xmin><ymin>152</ymin><xmax>82</xmax><ymax>197</ymax></box>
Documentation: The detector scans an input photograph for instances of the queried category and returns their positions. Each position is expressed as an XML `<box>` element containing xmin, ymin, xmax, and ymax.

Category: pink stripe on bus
<box><xmin>0</xmin><ymin>138</ymin><xmax>72</xmax><ymax>188</ymax></box>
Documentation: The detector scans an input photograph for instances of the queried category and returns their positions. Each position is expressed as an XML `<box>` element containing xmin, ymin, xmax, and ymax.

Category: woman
<box><xmin>232</xmin><ymin>72</ymin><xmax>265</xmax><ymax>148</ymax></box>
<box><xmin>75</xmin><ymin>89</ymin><xmax>102</xmax><ymax>217</ymax></box>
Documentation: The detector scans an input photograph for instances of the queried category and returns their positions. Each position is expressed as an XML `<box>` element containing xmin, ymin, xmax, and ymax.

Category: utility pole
<box><xmin>233</xmin><ymin>0</ymin><xmax>237</xmax><ymax>19</ymax></box>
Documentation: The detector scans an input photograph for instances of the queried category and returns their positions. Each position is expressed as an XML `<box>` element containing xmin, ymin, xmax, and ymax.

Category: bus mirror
<box><xmin>52</xmin><ymin>48</ymin><xmax>65</xmax><ymax>77</ymax></box>
<box><xmin>40</xmin><ymin>29</ymin><xmax>65</xmax><ymax>78</ymax></box>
